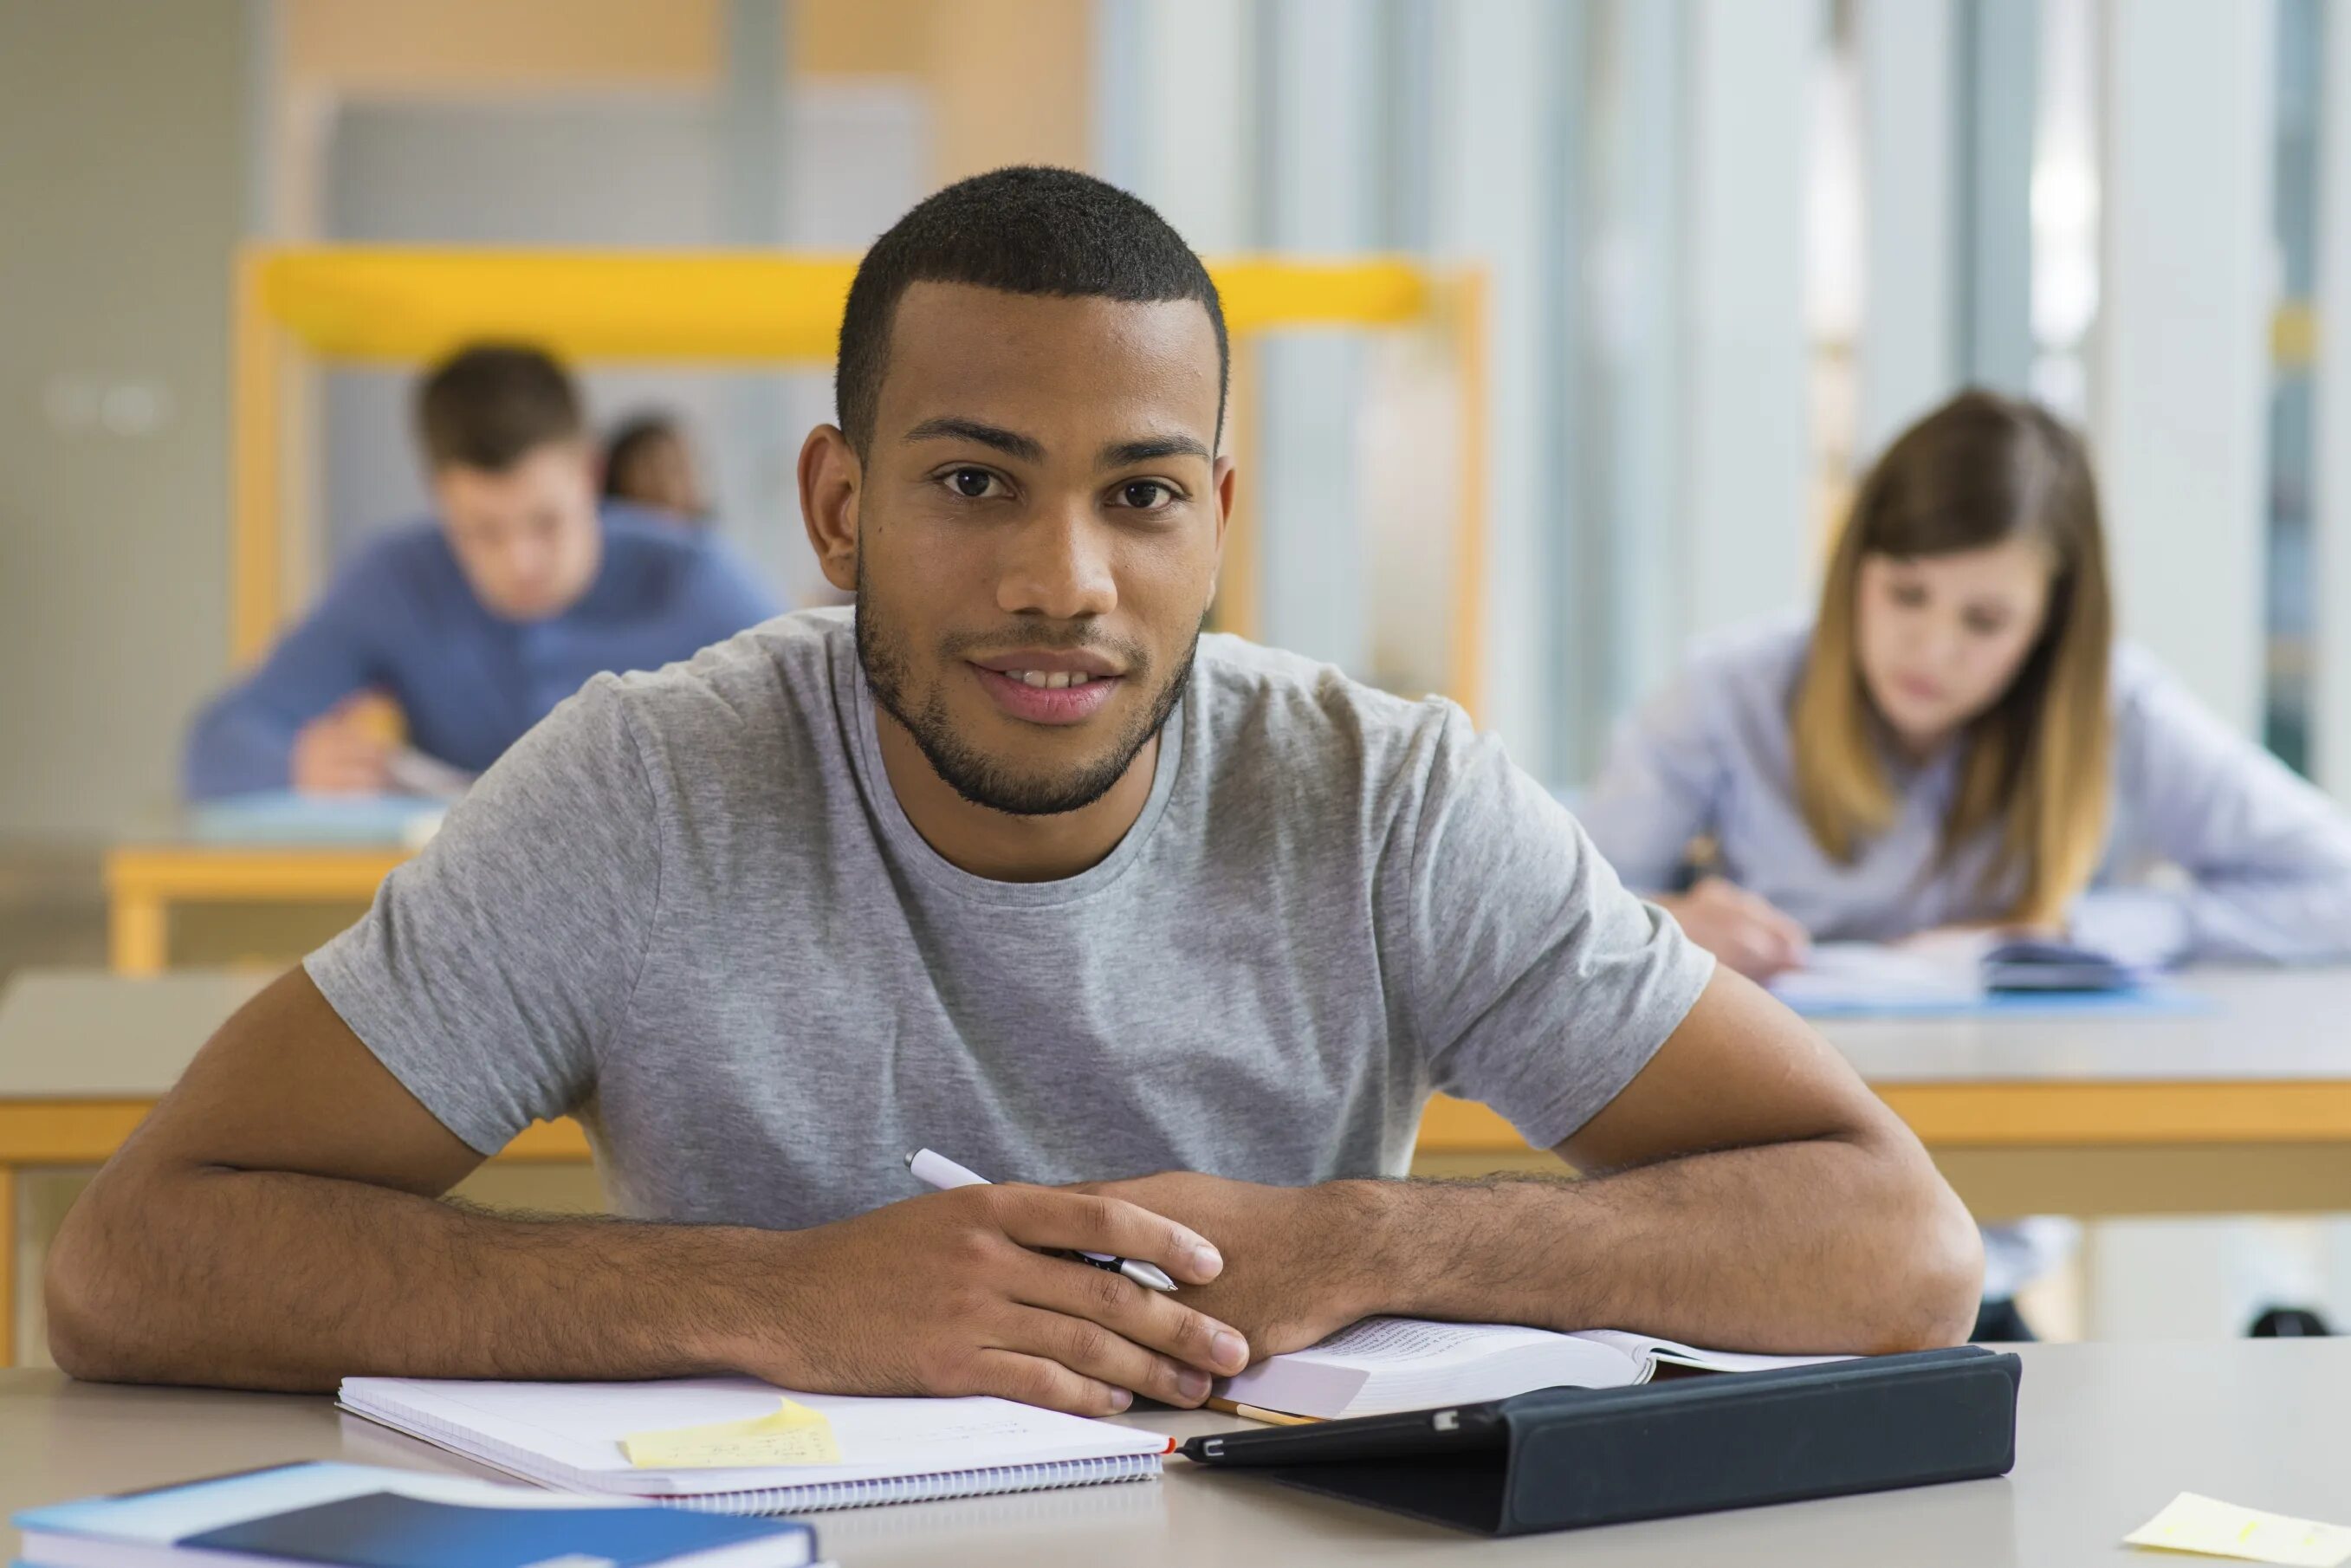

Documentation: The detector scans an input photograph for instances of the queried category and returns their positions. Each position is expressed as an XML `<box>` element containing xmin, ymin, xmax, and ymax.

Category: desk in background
<box><xmin>1421</xmin><ymin>967</ymin><xmax>2351</xmax><ymax>1221</ymax></box>
<box><xmin>6</xmin><ymin>1341</ymin><xmax>2349</xmax><ymax>1566</ymax></box>
<box><xmin>10</xmin><ymin>967</ymin><xmax>2351</xmax><ymax>1365</ymax></box>
<box><xmin>0</xmin><ymin>972</ymin><xmax>581</xmax><ymax>1365</ymax></box>
<box><xmin>105</xmin><ymin>796</ymin><xmax>437</xmax><ymax>974</ymax></box>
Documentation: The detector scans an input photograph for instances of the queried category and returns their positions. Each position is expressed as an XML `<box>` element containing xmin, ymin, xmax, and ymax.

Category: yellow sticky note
<box><xmin>623</xmin><ymin>1398</ymin><xmax>843</xmax><ymax>1469</ymax></box>
<box><xmin>2127</xmin><ymin>1492</ymin><xmax>2351</xmax><ymax>1567</ymax></box>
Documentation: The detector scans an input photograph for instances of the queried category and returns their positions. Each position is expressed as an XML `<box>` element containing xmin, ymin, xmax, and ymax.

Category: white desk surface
<box><xmin>0</xmin><ymin>970</ymin><xmax>268</xmax><ymax>1097</ymax></box>
<box><xmin>5</xmin><ymin>1341</ymin><xmax>2347</xmax><ymax>1566</ymax></box>
<box><xmin>1817</xmin><ymin>967</ymin><xmax>2351</xmax><ymax>1083</ymax></box>
<box><xmin>6</xmin><ymin>965</ymin><xmax>2349</xmax><ymax>1098</ymax></box>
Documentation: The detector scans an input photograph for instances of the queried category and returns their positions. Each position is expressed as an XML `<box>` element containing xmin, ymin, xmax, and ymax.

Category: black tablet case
<box><xmin>1203</xmin><ymin>1345</ymin><xmax>2019</xmax><ymax>1537</ymax></box>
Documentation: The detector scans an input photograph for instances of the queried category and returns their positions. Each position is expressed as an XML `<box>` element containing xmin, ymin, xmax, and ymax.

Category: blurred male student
<box><xmin>184</xmin><ymin>345</ymin><xmax>776</xmax><ymax>799</ymax></box>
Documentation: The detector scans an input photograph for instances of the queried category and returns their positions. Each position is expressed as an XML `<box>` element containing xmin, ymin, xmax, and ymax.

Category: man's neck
<box><xmin>871</xmin><ymin>706</ymin><xmax>1160</xmax><ymax>883</ymax></box>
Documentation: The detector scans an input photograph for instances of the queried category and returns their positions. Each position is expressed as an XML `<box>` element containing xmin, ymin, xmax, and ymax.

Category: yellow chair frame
<box><xmin>230</xmin><ymin>246</ymin><xmax>1490</xmax><ymax>716</ymax></box>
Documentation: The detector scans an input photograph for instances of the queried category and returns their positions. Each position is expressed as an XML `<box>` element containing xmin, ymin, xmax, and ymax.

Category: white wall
<box><xmin>1681</xmin><ymin>0</ymin><xmax>1821</xmax><ymax>641</ymax></box>
<box><xmin>0</xmin><ymin>0</ymin><xmax>251</xmax><ymax>835</ymax></box>
<box><xmin>2095</xmin><ymin>0</ymin><xmax>2276</xmax><ymax>737</ymax></box>
<box><xmin>1856</xmin><ymin>0</ymin><xmax>1959</xmax><ymax>457</ymax></box>
<box><xmin>316</xmin><ymin>86</ymin><xmax>927</xmax><ymax>609</ymax></box>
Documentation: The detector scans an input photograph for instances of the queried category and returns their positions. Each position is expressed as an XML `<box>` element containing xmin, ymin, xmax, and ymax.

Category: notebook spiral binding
<box><xmin>657</xmin><ymin>1453</ymin><xmax>1164</xmax><ymax>1515</ymax></box>
<box><xmin>339</xmin><ymin>1395</ymin><xmax>1163</xmax><ymax>1517</ymax></box>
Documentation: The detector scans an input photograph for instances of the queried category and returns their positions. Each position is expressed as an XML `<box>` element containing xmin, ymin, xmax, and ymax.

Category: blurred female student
<box><xmin>1577</xmin><ymin>390</ymin><xmax>2351</xmax><ymax>1337</ymax></box>
<box><xmin>1582</xmin><ymin>388</ymin><xmax>2351</xmax><ymax>979</ymax></box>
<box><xmin>602</xmin><ymin>412</ymin><xmax>710</xmax><ymax>527</ymax></box>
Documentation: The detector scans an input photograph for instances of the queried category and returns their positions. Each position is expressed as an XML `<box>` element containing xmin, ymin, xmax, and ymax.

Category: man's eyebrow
<box><xmin>902</xmin><ymin>418</ymin><xmax>1046</xmax><ymax>464</ymax></box>
<box><xmin>1099</xmin><ymin>435</ymin><xmax>1212</xmax><ymax>468</ymax></box>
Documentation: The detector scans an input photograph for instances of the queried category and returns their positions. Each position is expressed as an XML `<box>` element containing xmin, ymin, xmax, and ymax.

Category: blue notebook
<box><xmin>16</xmin><ymin>1461</ymin><xmax>815</xmax><ymax>1568</ymax></box>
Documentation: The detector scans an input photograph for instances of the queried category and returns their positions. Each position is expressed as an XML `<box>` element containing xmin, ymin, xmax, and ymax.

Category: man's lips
<box><xmin>972</xmin><ymin>662</ymin><xmax>1120</xmax><ymax>725</ymax></box>
<box><xmin>968</xmin><ymin>648</ymin><xmax>1122</xmax><ymax>677</ymax></box>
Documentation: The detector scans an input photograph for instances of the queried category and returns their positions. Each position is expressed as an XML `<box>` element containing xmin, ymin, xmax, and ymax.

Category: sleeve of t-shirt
<box><xmin>1402</xmin><ymin>704</ymin><xmax>1717</xmax><ymax>1151</ymax></box>
<box><xmin>304</xmin><ymin>675</ymin><xmax>661</xmax><ymax>1155</ymax></box>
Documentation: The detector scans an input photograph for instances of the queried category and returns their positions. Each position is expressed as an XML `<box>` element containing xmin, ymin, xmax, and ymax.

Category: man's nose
<box><xmin>996</xmin><ymin>503</ymin><xmax>1117</xmax><ymax>621</ymax></box>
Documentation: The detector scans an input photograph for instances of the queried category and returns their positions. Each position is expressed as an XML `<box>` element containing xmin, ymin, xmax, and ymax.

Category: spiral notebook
<box><xmin>339</xmin><ymin>1377</ymin><xmax>1169</xmax><ymax>1515</ymax></box>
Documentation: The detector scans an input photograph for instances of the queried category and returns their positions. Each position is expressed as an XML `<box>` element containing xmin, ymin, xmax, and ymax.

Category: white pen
<box><xmin>905</xmin><ymin>1148</ymin><xmax>1179</xmax><ymax>1293</ymax></box>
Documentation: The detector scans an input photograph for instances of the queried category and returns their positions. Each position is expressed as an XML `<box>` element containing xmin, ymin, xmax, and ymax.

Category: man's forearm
<box><xmin>1352</xmin><ymin>1132</ymin><xmax>1983</xmax><ymax>1354</ymax></box>
<box><xmin>48</xmin><ymin>1164</ymin><xmax>780</xmax><ymax>1391</ymax></box>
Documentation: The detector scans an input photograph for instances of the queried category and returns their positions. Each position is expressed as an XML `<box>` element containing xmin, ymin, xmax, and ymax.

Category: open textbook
<box><xmin>1768</xmin><ymin>936</ymin><xmax>2155</xmax><ymax>1015</ymax></box>
<box><xmin>1214</xmin><ymin>1317</ymin><xmax>1843</xmax><ymax>1421</ymax></box>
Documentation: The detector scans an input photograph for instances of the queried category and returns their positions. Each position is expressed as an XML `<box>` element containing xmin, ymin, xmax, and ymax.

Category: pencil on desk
<box><xmin>1204</xmin><ymin>1396</ymin><xmax>1318</xmax><ymax>1427</ymax></box>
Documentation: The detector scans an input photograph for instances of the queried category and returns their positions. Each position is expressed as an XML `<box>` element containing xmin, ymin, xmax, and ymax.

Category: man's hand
<box><xmin>1070</xmin><ymin>1173</ymin><xmax>1378</xmax><ymax>1364</ymax></box>
<box><xmin>745</xmin><ymin>1184</ymin><xmax>1249</xmax><ymax>1416</ymax></box>
<box><xmin>291</xmin><ymin>697</ymin><xmax>395</xmax><ymax>794</ymax></box>
<box><xmin>1654</xmin><ymin>876</ymin><xmax>1810</xmax><ymax>979</ymax></box>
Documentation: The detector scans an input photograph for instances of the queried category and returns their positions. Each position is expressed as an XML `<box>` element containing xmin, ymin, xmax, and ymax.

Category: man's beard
<box><xmin>854</xmin><ymin>566</ymin><xmax>1197</xmax><ymax>819</ymax></box>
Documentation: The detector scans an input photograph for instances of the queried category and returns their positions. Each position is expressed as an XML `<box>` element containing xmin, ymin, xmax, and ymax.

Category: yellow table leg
<box><xmin>110</xmin><ymin>892</ymin><xmax>168</xmax><ymax>976</ymax></box>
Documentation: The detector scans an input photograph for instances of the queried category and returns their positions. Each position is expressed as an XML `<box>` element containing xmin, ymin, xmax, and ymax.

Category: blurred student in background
<box><xmin>184</xmin><ymin>347</ymin><xmax>776</xmax><ymax>800</ymax></box>
<box><xmin>602</xmin><ymin>411</ymin><xmax>711</xmax><ymax>528</ymax></box>
<box><xmin>1578</xmin><ymin>389</ymin><xmax>2351</xmax><ymax>1336</ymax></box>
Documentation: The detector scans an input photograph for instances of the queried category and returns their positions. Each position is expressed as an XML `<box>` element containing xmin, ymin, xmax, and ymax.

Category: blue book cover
<box><xmin>17</xmin><ymin>1461</ymin><xmax>814</xmax><ymax>1567</ymax></box>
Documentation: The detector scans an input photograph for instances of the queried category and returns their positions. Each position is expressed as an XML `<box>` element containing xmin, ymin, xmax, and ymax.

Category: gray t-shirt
<box><xmin>308</xmin><ymin>608</ymin><xmax>1713</xmax><ymax>1230</ymax></box>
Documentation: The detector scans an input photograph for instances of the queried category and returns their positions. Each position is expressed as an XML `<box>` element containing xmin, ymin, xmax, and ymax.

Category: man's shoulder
<box><xmin>598</xmin><ymin>509</ymin><xmax>733</xmax><ymax>584</ymax></box>
<box><xmin>1681</xmin><ymin>615</ymin><xmax>1811</xmax><ymax>689</ymax></box>
<box><xmin>324</xmin><ymin>521</ymin><xmax>463</xmax><ymax>614</ymax></box>
<box><xmin>1190</xmin><ymin>634</ymin><xmax>1459</xmax><ymax>779</ymax></box>
<box><xmin>344</xmin><ymin>518</ymin><xmax>454</xmax><ymax>573</ymax></box>
<box><xmin>601</xmin><ymin>507</ymin><xmax>704</xmax><ymax>556</ymax></box>
<box><xmin>596</xmin><ymin>606</ymin><xmax>849</xmax><ymax>740</ymax></box>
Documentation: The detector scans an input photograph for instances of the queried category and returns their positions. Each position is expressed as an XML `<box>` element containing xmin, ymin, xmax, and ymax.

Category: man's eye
<box><xmin>1114</xmin><ymin>481</ymin><xmax>1174</xmax><ymax>509</ymax></box>
<box><xmin>946</xmin><ymin>469</ymin><xmax>1000</xmax><ymax>499</ymax></box>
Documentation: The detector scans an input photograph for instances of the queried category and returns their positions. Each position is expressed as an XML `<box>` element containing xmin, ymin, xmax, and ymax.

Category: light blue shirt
<box><xmin>184</xmin><ymin>509</ymin><xmax>778</xmax><ymax>800</ymax></box>
<box><xmin>1578</xmin><ymin>619</ymin><xmax>2351</xmax><ymax>967</ymax></box>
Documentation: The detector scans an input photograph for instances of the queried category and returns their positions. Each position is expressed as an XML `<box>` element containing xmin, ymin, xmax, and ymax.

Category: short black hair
<box><xmin>414</xmin><ymin>343</ymin><xmax>584</xmax><ymax>472</ymax></box>
<box><xmin>834</xmin><ymin>165</ymin><xmax>1228</xmax><ymax>457</ymax></box>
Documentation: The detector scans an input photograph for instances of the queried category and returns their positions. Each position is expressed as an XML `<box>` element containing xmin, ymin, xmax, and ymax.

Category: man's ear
<box><xmin>1205</xmin><ymin>453</ymin><xmax>1238</xmax><ymax>612</ymax></box>
<box><xmin>799</xmin><ymin>425</ymin><xmax>861</xmax><ymax>593</ymax></box>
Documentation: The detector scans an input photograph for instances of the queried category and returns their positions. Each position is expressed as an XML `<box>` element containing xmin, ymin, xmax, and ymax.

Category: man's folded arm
<box><xmin>1388</xmin><ymin>709</ymin><xmax>1980</xmax><ymax>1354</ymax></box>
<box><xmin>45</xmin><ymin>967</ymin><xmax>768</xmax><ymax>1390</ymax></box>
<box><xmin>45</xmin><ymin>967</ymin><xmax>1250</xmax><ymax>1410</ymax></box>
<box><xmin>1364</xmin><ymin>969</ymin><xmax>1984</xmax><ymax>1354</ymax></box>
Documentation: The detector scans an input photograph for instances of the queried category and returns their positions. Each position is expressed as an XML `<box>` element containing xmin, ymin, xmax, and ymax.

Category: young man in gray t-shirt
<box><xmin>53</xmin><ymin>169</ymin><xmax>1979</xmax><ymax>1409</ymax></box>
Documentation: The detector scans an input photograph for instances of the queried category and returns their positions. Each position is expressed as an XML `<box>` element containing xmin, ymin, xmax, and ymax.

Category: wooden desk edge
<box><xmin>1416</xmin><ymin>1083</ymin><xmax>2351</xmax><ymax>1151</ymax></box>
<box><xmin>13</xmin><ymin>1085</ymin><xmax>2351</xmax><ymax>1169</ymax></box>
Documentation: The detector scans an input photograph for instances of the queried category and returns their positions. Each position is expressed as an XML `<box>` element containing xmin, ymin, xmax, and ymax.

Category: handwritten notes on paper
<box><xmin>2127</xmin><ymin>1493</ymin><xmax>2351</xmax><ymax>1567</ymax></box>
<box><xmin>623</xmin><ymin>1398</ymin><xmax>844</xmax><ymax>1469</ymax></box>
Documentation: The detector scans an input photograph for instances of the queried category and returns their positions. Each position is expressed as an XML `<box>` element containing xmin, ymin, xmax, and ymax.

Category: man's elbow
<box><xmin>45</xmin><ymin>1180</ymin><xmax>167</xmax><ymax>1383</ymax></box>
<box><xmin>1868</xmin><ymin>1145</ymin><xmax>1985</xmax><ymax>1354</ymax></box>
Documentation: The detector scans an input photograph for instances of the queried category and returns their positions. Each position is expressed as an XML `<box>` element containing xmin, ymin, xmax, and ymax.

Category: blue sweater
<box><xmin>184</xmin><ymin>509</ymin><xmax>778</xmax><ymax>799</ymax></box>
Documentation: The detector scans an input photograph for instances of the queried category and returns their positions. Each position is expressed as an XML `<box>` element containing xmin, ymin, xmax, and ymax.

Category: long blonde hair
<box><xmin>1791</xmin><ymin>390</ymin><xmax>2113</xmax><ymax>926</ymax></box>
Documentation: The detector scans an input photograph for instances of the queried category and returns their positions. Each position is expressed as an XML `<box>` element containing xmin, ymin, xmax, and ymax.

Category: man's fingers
<box><xmin>1009</xmin><ymin>1252</ymin><xmax>1248</xmax><ymax>1377</ymax></box>
<box><xmin>990</xmin><ymin>1188</ymin><xmax>1223</xmax><ymax>1285</ymax></box>
<box><xmin>967</xmin><ymin>1347</ymin><xmax>1133</xmax><ymax>1417</ymax></box>
<box><xmin>995</xmin><ymin>1303</ymin><xmax>1211</xmax><ymax>1407</ymax></box>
